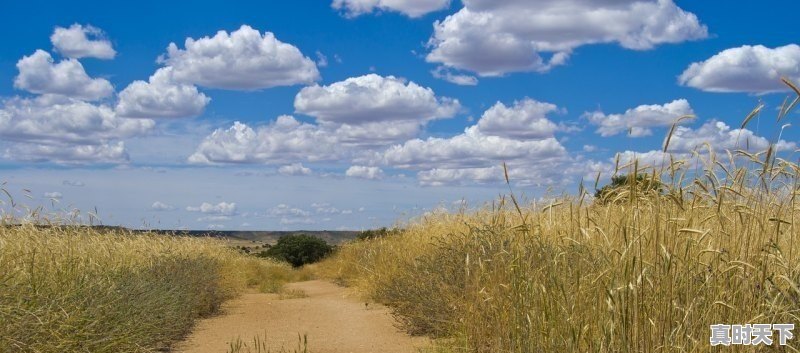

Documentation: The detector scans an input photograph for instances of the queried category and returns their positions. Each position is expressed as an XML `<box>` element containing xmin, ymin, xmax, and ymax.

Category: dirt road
<box><xmin>173</xmin><ymin>280</ymin><xmax>428</xmax><ymax>353</ymax></box>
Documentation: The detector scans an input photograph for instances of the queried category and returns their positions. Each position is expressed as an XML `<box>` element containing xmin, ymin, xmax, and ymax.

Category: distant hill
<box><xmin>160</xmin><ymin>230</ymin><xmax>360</xmax><ymax>245</ymax></box>
<box><xmin>7</xmin><ymin>224</ymin><xmax>361</xmax><ymax>246</ymax></box>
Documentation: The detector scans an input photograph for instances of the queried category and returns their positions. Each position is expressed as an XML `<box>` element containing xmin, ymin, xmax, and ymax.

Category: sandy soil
<box><xmin>173</xmin><ymin>280</ymin><xmax>428</xmax><ymax>353</ymax></box>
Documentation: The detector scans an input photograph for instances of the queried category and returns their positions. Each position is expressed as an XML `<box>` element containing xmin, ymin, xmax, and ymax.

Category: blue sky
<box><xmin>0</xmin><ymin>0</ymin><xmax>798</xmax><ymax>230</ymax></box>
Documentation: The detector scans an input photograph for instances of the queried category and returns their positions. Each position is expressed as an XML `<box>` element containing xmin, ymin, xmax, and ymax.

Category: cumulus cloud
<box><xmin>62</xmin><ymin>180</ymin><xmax>85</xmax><ymax>187</ymax></box>
<box><xmin>417</xmin><ymin>166</ymin><xmax>503</xmax><ymax>186</ymax></box>
<box><xmin>191</xmin><ymin>73</ymin><xmax>465</xmax><ymax>165</ymax></box>
<box><xmin>278</xmin><ymin>163</ymin><xmax>312</xmax><ymax>176</ymax></box>
<box><xmin>584</xmin><ymin>99</ymin><xmax>694</xmax><ymax>137</ymax></box>
<box><xmin>50</xmin><ymin>24</ymin><xmax>116</xmax><ymax>59</ymax></box>
<box><xmin>475</xmin><ymin>98</ymin><xmax>562</xmax><ymax>139</ymax></box>
<box><xmin>295</xmin><ymin>74</ymin><xmax>459</xmax><ymax>144</ymax></box>
<box><xmin>678</xmin><ymin>44</ymin><xmax>800</xmax><ymax>94</ymax></box>
<box><xmin>346</xmin><ymin>165</ymin><xmax>385</xmax><ymax>180</ymax></box>
<box><xmin>151</xmin><ymin>201</ymin><xmax>175</xmax><ymax>211</ymax></box>
<box><xmin>5</xmin><ymin>142</ymin><xmax>129</xmax><ymax>164</ymax></box>
<box><xmin>431</xmin><ymin>66</ymin><xmax>478</xmax><ymax>86</ymax></box>
<box><xmin>14</xmin><ymin>50</ymin><xmax>113</xmax><ymax>101</ymax></box>
<box><xmin>44</xmin><ymin>191</ymin><xmax>63</xmax><ymax>199</ymax></box>
<box><xmin>613</xmin><ymin>120</ymin><xmax>798</xmax><ymax>171</ymax></box>
<box><xmin>416</xmin><ymin>159</ymin><xmax>604</xmax><ymax>187</ymax></box>
<box><xmin>279</xmin><ymin>217</ymin><xmax>315</xmax><ymax>225</ymax></box>
<box><xmin>664</xmin><ymin>120</ymin><xmax>795</xmax><ymax>153</ymax></box>
<box><xmin>267</xmin><ymin>204</ymin><xmax>311</xmax><ymax>218</ymax></box>
<box><xmin>332</xmin><ymin>120</ymin><xmax>425</xmax><ymax>146</ymax></box>
<box><xmin>0</xmin><ymin>95</ymin><xmax>153</xmax><ymax>163</ymax></box>
<box><xmin>116</xmin><ymin>67</ymin><xmax>210</xmax><ymax>119</ymax></box>
<box><xmin>0</xmin><ymin>95</ymin><xmax>153</xmax><ymax>145</ymax></box>
<box><xmin>159</xmin><ymin>25</ymin><xmax>319</xmax><ymax>90</ymax></box>
<box><xmin>188</xmin><ymin>116</ymin><xmax>342</xmax><ymax>165</ymax></box>
<box><xmin>186</xmin><ymin>201</ymin><xmax>237</xmax><ymax>215</ymax></box>
<box><xmin>197</xmin><ymin>215</ymin><xmax>232</xmax><ymax>222</ymax></box>
<box><xmin>295</xmin><ymin>74</ymin><xmax>459</xmax><ymax>125</ymax></box>
<box><xmin>332</xmin><ymin>0</ymin><xmax>450</xmax><ymax>18</ymax></box>
<box><xmin>382</xmin><ymin>126</ymin><xmax>567</xmax><ymax>170</ymax></box>
<box><xmin>311</xmin><ymin>202</ymin><xmax>351</xmax><ymax>215</ymax></box>
<box><xmin>426</xmin><ymin>0</ymin><xmax>708</xmax><ymax>76</ymax></box>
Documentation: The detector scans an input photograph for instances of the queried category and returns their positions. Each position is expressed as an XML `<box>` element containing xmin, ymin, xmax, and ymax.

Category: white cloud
<box><xmin>431</xmin><ymin>66</ymin><xmax>478</xmax><ymax>86</ymax></box>
<box><xmin>190</xmin><ymin>90</ymin><xmax>457</xmax><ymax>165</ymax></box>
<box><xmin>50</xmin><ymin>24</ymin><xmax>116</xmax><ymax>59</ymax></box>
<box><xmin>426</xmin><ymin>0</ymin><xmax>708</xmax><ymax>76</ymax></box>
<box><xmin>415</xmin><ymin>159</ymin><xmax>602</xmax><ymax>187</ymax></box>
<box><xmin>62</xmin><ymin>180</ymin><xmax>85</xmax><ymax>187</ymax></box>
<box><xmin>151</xmin><ymin>201</ymin><xmax>175</xmax><ymax>211</ymax></box>
<box><xmin>278</xmin><ymin>163</ymin><xmax>312</xmax><ymax>176</ymax></box>
<box><xmin>197</xmin><ymin>215</ymin><xmax>232</xmax><ymax>222</ymax></box>
<box><xmin>382</xmin><ymin>125</ymin><xmax>566</xmax><ymax>169</ymax></box>
<box><xmin>346</xmin><ymin>165</ymin><xmax>385</xmax><ymax>180</ymax></box>
<box><xmin>475</xmin><ymin>98</ymin><xmax>562</xmax><ymax>138</ymax></box>
<box><xmin>0</xmin><ymin>95</ymin><xmax>153</xmax><ymax>145</ymax></box>
<box><xmin>294</xmin><ymin>74</ymin><xmax>460</xmax><ymax>145</ymax></box>
<box><xmin>678</xmin><ymin>44</ymin><xmax>800</xmax><ymax>94</ymax></box>
<box><xmin>0</xmin><ymin>95</ymin><xmax>154</xmax><ymax>163</ymax></box>
<box><xmin>614</xmin><ymin>149</ymin><xmax>675</xmax><ymax>167</ymax></box>
<box><xmin>295</xmin><ymin>74</ymin><xmax>459</xmax><ymax>125</ymax></box>
<box><xmin>279</xmin><ymin>217</ymin><xmax>315</xmax><ymax>225</ymax></box>
<box><xmin>14</xmin><ymin>50</ymin><xmax>113</xmax><ymax>101</ymax></box>
<box><xmin>267</xmin><ymin>204</ymin><xmax>311</xmax><ymax>218</ymax></box>
<box><xmin>186</xmin><ymin>201</ymin><xmax>237</xmax><ymax>215</ymax></box>
<box><xmin>44</xmin><ymin>191</ymin><xmax>63</xmax><ymax>199</ymax></box>
<box><xmin>5</xmin><ymin>142</ymin><xmax>129</xmax><ymax>164</ymax></box>
<box><xmin>584</xmin><ymin>99</ymin><xmax>694</xmax><ymax>137</ymax></box>
<box><xmin>664</xmin><ymin>120</ymin><xmax>796</xmax><ymax>153</ymax></box>
<box><xmin>332</xmin><ymin>0</ymin><xmax>450</xmax><ymax>18</ymax></box>
<box><xmin>316</xmin><ymin>51</ymin><xmax>329</xmax><ymax>67</ymax></box>
<box><xmin>313</xmin><ymin>203</ymin><xmax>341</xmax><ymax>214</ymax></box>
<box><xmin>188</xmin><ymin>116</ymin><xmax>342</xmax><ymax>165</ymax></box>
<box><xmin>160</xmin><ymin>25</ymin><xmax>319</xmax><ymax>90</ymax></box>
<box><xmin>207</xmin><ymin>224</ymin><xmax>225</xmax><ymax>230</ymax></box>
<box><xmin>332</xmin><ymin>120</ymin><xmax>423</xmax><ymax>146</ymax></box>
<box><xmin>612</xmin><ymin>120</ymin><xmax>798</xmax><ymax>170</ymax></box>
<box><xmin>418</xmin><ymin>166</ymin><xmax>503</xmax><ymax>186</ymax></box>
<box><xmin>116</xmin><ymin>67</ymin><xmax>210</xmax><ymax>119</ymax></box>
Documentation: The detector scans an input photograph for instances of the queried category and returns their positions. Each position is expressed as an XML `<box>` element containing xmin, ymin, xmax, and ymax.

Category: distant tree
<box><xmin>595</xmin><ymin>174</ymin><xmax>664</xmax><ymax>204</ymax></box>
<box><xmin>357</xmin><ymin>227</ymin><xmax>401</xmax><ymax>241</ymax></box>
<box><xmin>259</xmin><ymin>234</ymin><xmax>332</xmax><ymax>267</ymax></box>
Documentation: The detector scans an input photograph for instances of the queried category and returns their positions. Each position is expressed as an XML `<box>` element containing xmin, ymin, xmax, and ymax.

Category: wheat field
<box><xmin>0</xmin><ymin>222</ymin><xmax>297</xmax><ymax>353</ymax></box>
<box><xmin>318</xmin><ymin>81</ymin><xmax>800</xmax><ymax>352</ymax></box>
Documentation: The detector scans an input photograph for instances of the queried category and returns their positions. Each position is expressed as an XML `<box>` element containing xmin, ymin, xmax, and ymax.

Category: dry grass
<box><xmin>319</xmin><ymin>81</ymin><xmax>800</xmax><ymax>352</ymax></box>
<box><xmin>0</xmin><ymin>223</ymin><xmax>300</xmax><ymax>353</ymax></box>
<box><xmin>227</xmin><ymin>333</ymin><xmax>309</xmax><ymax>353</ymax></box>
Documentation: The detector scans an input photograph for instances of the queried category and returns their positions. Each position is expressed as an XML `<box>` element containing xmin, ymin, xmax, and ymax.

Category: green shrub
<box><xmin>594</xmin><ymin>173</ymin><xmax>663</xmax><ymax>204</ymax></box>
<box><xmin>357</xmin><ymin>227</ymin><xmax>401</xmax><ymax>241</ymax></box>
<box><xmin>260</xmin><ymin>234</ymin><xmax>332</xmax><ymax>267</ymax></box>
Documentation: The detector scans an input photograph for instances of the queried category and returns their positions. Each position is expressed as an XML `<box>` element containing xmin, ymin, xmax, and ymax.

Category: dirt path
<box><xmin>173</xmin><ymin>280</ymin><xmax>428</xmax><ymax>353</ymax></box>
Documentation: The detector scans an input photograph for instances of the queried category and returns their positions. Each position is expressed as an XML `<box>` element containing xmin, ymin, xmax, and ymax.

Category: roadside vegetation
<box><xmin>0</xmin><ymin>221</ymin><xmax>305</xmax><ymax>353</ymax></box>
<box><xmin>318</xmin><ymin>79</ymin><xmax>800</xmax><ymax>352</ymax></box>
<box><xmin>258</xmin><ymin>234</ymin><xmax>333</xmax><ymax>267</ymax></box>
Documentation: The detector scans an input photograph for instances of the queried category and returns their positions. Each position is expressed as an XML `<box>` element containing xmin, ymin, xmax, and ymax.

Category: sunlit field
<box><xmin>319</xmin><ymin>82</ymin><xmax>800</xmax><ymax>352</ymax></box>
<box><xmin>0</xmin><ymin>222</ymin><xmax>301</xmax><ymax>353</ymax></box>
